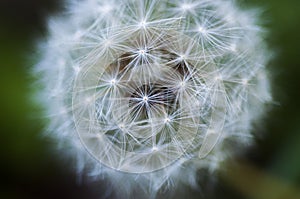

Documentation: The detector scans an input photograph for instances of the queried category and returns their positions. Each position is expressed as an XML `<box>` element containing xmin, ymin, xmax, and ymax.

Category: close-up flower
<box><xmin>35</xmin><ymin>0</ymin><xmax>271</xmax><ymax>197</ymax></box>
<box><xmin>1</xmin><ymin>0</ymin><xmax>300</xmax><ymax>199</ymax></box>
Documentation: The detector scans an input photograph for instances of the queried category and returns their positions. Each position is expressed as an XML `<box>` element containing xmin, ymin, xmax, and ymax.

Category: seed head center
<box><xmin>143</xmin><ymin>96</ymin><xmax>149</xmax><ymax>102</ymax></box>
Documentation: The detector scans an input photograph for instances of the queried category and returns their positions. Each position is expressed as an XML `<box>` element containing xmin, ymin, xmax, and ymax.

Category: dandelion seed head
<box><xmin>35</xmin><ymin>0</ymin><xmax>272</xmax><ymax>197</ymax></box>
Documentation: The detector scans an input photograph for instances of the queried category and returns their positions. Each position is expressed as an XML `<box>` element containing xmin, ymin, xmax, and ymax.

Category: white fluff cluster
<box><xmin>35</xmin><ymin>0</ymin><xmax>271</xmax><ymax>197</ymax></box>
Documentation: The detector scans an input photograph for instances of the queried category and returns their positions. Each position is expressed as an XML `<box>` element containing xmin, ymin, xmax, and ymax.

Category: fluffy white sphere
<box><xmin>35</xmin><ymin>0</ymin><xmax>271</xmax><ymax>197</ymax></box>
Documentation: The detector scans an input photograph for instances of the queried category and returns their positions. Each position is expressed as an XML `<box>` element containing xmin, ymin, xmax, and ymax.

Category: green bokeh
<box><xmin>1</xmin><ymin>0</ymin><xmax>300</xmax><ymax>198</ymax></box>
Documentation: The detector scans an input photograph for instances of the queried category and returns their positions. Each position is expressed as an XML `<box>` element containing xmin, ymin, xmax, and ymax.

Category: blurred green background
<box><xmin>0</xmin><ymin>0</ymin><xmax>300</xmax><ymax>198</ymax></box>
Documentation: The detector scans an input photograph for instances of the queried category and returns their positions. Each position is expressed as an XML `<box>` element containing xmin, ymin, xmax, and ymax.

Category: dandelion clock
<box><xmin>35</xmin><ymin>0</ymin><xmax>271</xmax><ymax>198</ymax></box>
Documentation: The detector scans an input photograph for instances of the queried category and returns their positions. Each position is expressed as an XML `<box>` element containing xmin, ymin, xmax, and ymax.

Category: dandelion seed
<box><xmin>179</xmin><ymin>81</ymin><xmax>186</xmax><ymax>88</ymax></box>
<box><xmin>138</xmin><ymin>49</ymin><xmax>147</xmax><ymax>56</ymax></box>
<box><xmin>139</xmin><ymin>20</ymin><xmax>148</xmax><ymax>29</ymax></box>
<box><xmin>164</xmin><ymin>117</ymin><xmax>171</xmax><ymax>123</ymax></box>
<box><xmin>110</xmin><ymin>79</ymin><xmax>116</xmax><ymax>85</ymax></box>
<box><xmin>103</xmin><ymin>39</ymin><xmax>112</xmax><ymax>47</ymax></box>
<box><xmin>152</xmin><ymin>146</ymin><xmax>159</xmax><ymax>152</ymax></box>
<box><xmin>143</xmin><ymin>96</ymin><xmax>149</xmax><ymax>102</ymax></box>
<box><xmin>242</xmin><ymin>78</ymin><xmax>249</xmax><ymax>86</ymax></box>
<box><xmin>98</xmin><ymin>4</ymin><xmax>113</xmax><ymax>14</ymax></box>
<box><xmin>198</xmin><ymin>26</ymin><xmax>207</xmax><ymax>35</ymax></box>
<box><xmin>181</xmin><ymin>3</ymin><xmax>193</xmax><ymax>11</ymax></box>
<box><xmin>178</xmin><ymin>54</ymin><xmax>186</xmax><ymax>61</ymax></box>
<box><xmin>229</xmin><ymin>43</ymin><xmax>237</xmax><ymax>52</ymax></box>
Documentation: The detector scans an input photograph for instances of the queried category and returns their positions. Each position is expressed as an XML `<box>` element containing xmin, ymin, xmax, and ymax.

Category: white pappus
<box><xmin>34</xmin><ymin>0</ymin><xmax>272</xmax><ymax>198</ymax></box>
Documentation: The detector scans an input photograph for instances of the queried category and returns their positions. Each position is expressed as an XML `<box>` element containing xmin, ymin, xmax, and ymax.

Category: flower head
<box><xmin>35</xmin><ymin>0</ymin><xmax>271</xmax><ymax>197</ymax></box>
